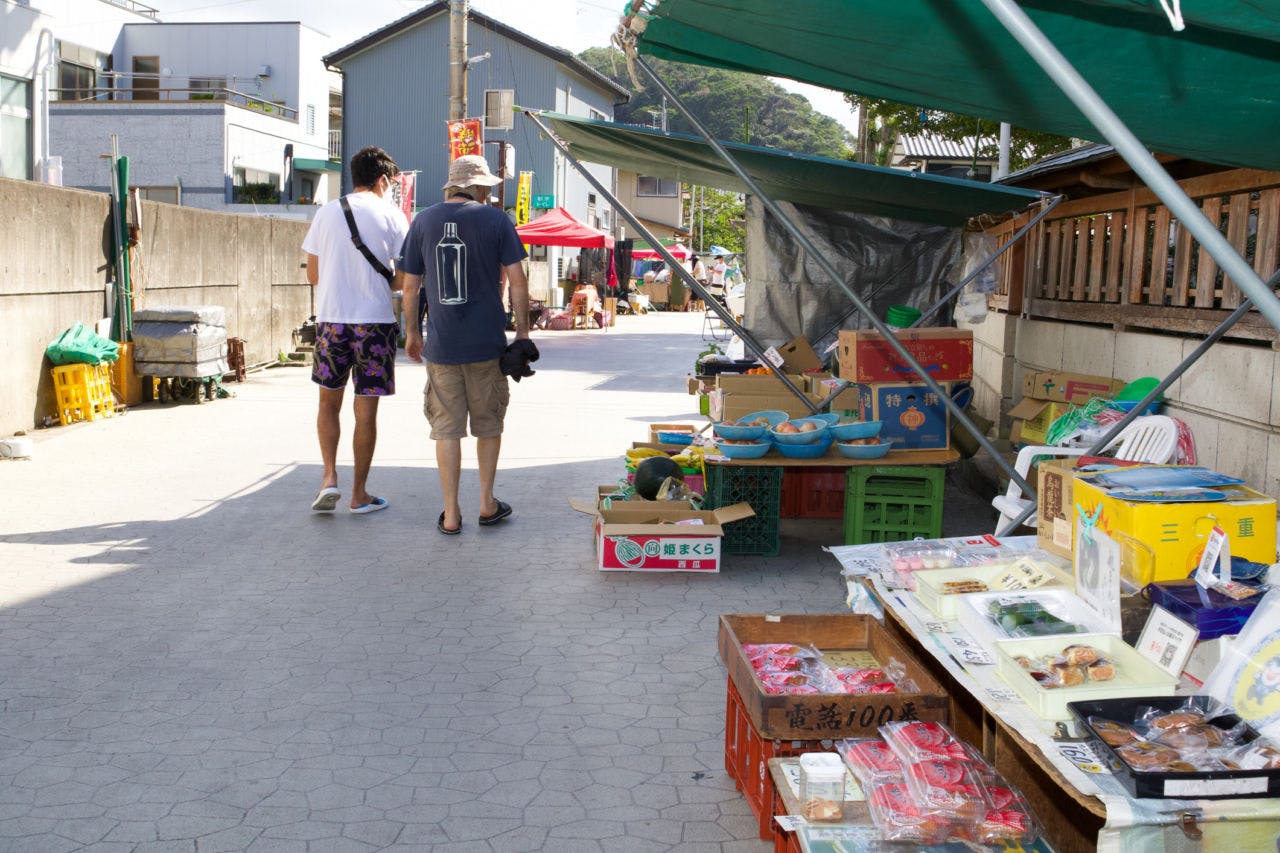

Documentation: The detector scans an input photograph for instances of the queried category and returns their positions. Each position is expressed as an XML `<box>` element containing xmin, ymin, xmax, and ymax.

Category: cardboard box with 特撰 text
<box><xmin>844</xmin><ymin>382</ymin><xmax>951</xmax><ymax>450</ymax></box>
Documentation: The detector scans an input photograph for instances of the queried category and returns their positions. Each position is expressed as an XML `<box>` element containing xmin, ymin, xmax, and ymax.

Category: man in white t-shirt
<box><xmin>709</xmin><ymin>254</ymin><xmax>729</xmax><ymax>304</ymax></box>
<box><xmin>302</xmin><ymin>146</ymin><xmax>409</xmax><ymax>515</ymax></box>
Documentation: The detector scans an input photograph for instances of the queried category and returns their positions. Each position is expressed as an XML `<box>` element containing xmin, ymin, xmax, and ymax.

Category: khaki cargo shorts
<box><xmin>423</xmin><ymin>358</ymin><xmax>509</xmax><ymax>439</ymax></box>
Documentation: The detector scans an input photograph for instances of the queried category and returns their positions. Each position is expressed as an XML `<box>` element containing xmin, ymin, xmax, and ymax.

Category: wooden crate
<box><xmin>718</xmin><ymin>614</ymin><xmax>949</xmax><ymax>740</ymax></box>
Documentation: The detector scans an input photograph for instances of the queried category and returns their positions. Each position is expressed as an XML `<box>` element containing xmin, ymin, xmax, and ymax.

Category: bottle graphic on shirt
<box><xmin>435</xmin><ymin>221</ymin><xmax>468</xmax><ymax>305</ymax></box>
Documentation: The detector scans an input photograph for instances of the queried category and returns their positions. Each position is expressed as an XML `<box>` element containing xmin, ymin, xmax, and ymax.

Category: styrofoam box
<box><xmin>995</xmin><ymin>633</ymin><xmax>1177</xmax><ymax>721</ymax></box>
<box><xmin>958</xmin><ymin>589</ymin><xmax>1114</xmax><ymax>653</ymax></box>
<box><xmin>913</xmin><ymin>563</ymin><xmax>1068</xmax><ymax>620</ymax></box>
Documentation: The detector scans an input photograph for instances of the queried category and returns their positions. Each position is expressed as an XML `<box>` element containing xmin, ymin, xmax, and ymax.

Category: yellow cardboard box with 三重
<box><xmin>1072</xmin><ymin>476</ymin><xmax>1277</xmax><ymax>584</ymax></box>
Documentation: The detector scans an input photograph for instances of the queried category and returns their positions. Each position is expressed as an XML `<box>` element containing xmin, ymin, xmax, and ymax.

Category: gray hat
<box><xmin>443</xmin><ymin>154</ymin><xmax>502</xmax><ymax>190</ymax></box>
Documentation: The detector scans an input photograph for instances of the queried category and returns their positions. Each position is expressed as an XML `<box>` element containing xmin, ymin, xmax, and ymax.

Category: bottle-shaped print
<box><xmin>435</xmin><ymin>221</ymin><xmax>467</xmax><ymax>305</ymax></box>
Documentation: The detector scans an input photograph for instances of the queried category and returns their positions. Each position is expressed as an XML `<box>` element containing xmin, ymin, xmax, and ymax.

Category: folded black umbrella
<box><xmin>500</xmin><ymin>338</ymin><xmax>541</xmax><ymax>382</ymax></box>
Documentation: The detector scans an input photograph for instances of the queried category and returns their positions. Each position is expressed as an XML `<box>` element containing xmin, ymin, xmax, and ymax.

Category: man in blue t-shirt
<box><xmin>401</xmin><ymin>155</ymin><xmax>531</xmax><ymax>535</ymax></box>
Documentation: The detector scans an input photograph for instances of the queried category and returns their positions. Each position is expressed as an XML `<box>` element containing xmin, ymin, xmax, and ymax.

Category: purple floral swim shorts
<box><xmin>311</xmin><ymin>322</ymin><xmax>398</xmax><ymax>395</ymax></box>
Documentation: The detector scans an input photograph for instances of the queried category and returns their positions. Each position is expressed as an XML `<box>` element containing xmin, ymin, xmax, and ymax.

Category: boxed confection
<box><xmin>719</xmin><ymin>614</ymin><xmax>949</xmax><ymax>739</ymax></box>
<box><xmin>1036</xmin><ymin>456</ymin><xmax>1087</xmax><ymax>560</ymax></box>
<box><xmin>837</xmin><ymin>329</ymin><xmax>973</xmax><ymax>383</ymax></box>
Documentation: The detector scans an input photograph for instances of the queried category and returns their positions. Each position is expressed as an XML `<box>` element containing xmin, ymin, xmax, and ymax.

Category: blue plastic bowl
<box><xmin>716</xmin><ymin>440</ymin><xmax>772</xmax><ymax>460</ymax></box>
<box><xmin>835</xmin><ymin>440</ymin><xmax>893</xmax><ymax>459</ymax></box>
<box><xmin>656</xmin><ymin>431</ymin><xmax>695</xmax><ymax>446</ymax></box>
<box><xmin>737</xmin><ymin>410</ymin><xmax>789</xmax><ymax>428</ymax></box>
<box><xmin>770</xmin><ymin>422</ymin><xmax>828</xmax><ymax>445</ymax></box>
<box><xmin>802</xmin><ymin>413</ymin><xmax>841</xmax><ymax>426</ymax></box>
<box><xmin>831</xmin><ymin>420</ymin><xmax>883</xmax><ymax>441</ymax></box>
<box><xmin>776</xmin><ymin>437</ymin><xmax>834</xmax><ymax>459</ymax></box>
<box><xmin>713</xmin><ymin>422</ymin><xmax>768</xmax><ymax>441</ymax></box>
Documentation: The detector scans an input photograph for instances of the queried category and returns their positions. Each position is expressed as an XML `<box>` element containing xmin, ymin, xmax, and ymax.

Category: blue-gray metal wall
<box><xmin>336</xmin><ymin>15</ymin><xmax>618</xmax><ymax>217</ymax></box>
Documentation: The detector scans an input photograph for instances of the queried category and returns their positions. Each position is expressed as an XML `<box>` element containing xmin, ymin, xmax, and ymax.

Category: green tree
<box><xmin>845</xmin><ymin>94</ymin><xmax>1074</xmax><ymax>172</ymax></box>
<box><xmin>578</xmin><ymin>47</ymin><xmax>851</xmax><ymax>158</ymax></box>
<box><xmin>685</xmin><ymin>186</ymin><xmax>745</xmax><ymax>254</ymax></box>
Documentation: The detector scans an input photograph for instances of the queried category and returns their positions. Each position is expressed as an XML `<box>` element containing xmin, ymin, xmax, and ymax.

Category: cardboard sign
<box><xmin>1136</xmin><ymin>605</ymin><xmax>1200</xmax><ymax>677</ymax></box>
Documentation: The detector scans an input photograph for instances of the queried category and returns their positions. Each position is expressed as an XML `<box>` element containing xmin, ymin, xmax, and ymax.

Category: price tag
<box><xmin>1135</xmin><ymin>605</ymin><xmax>1199</xmax><ymax>677</ymax></box>
<box><xmin>1056</xmin><ymin>740</ymin><xmax>1113</xmax><ymax>774</ymax></box>
<box><xmin>923</xmin><ymin>621</ymin><xmax>949</xmax><ymax>634</ymax></box>
<box><xmin>762</xmin><ymin>346</ymin><xmax>785</xmax><ymax>368</ymax></box>
<box><xmin>985</xmin><ymin>687</ymin><xmax>1019</xmax><ymax>703</ymax></box>
<box><xmin>775</xmin><ymin>815</ymin><xmax>806</xmax><ymax>832</ymax></box>
<box><xmin>943</xmin><ymin>634</ymin><xmax>995</xmax><ymax>665</ymax></box>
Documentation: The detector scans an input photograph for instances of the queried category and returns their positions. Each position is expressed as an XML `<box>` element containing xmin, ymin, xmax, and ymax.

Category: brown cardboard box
<box><xmin>838</xmin><ymin>328</ymin><xmax>973</xmax><ymax>383</ymax></box>
<box><xmin>569</xmin><ymin>499</ymin><xmax>755</xmax><ymax>573</ymax></box>
<box><xmin>712</xmin><ymin>390</ymin><xmax>823</xmax><ymax>423</ymax></box>
<box><xmin>1021</xmin><ymin>370</ymin><xmax>1126</xmax><ymax>405</ymax></box>
<box><xmin>1037</xmin><ymin>456</ymin><xmax>1084</xmax><ymax>560</ymax></box>
<box><xmin>715</xmin><ymin>373</ymin><xmax>805</xmax><ymax>394</ymax></box>
<box><xmin>648</xmin><ymin>423</ymin><xmax>698</xmax><ymax>444</ymax></box>
<box><xmin>1007</xmin><ymin>398</ymin><xmax>1067</xmax><ymax>445</ymax></box>
<box><xmin>718</xmin><ymin>614</ymin><xmax>949</xmax><ymax>739</ymax></box>
<box><xmin>804</xmin><ymin>373</ymin><xmax>859</xmax><ymax>409</ymax></box>
<box><xmin>776</xmin><ymin>336</ymin><xmax>825</xmax><ymax>373</ymax></box>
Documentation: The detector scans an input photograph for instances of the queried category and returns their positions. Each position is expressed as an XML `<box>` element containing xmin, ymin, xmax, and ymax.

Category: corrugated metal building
<box><xmin>325</xmin><ymin>2</ymin><xmax>628</xmax><ymax>225</ymax></box>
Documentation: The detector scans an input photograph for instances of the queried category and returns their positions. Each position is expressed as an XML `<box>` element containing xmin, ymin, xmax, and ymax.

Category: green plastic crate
<box><xmin>845</xmin><ymin>465</ymin><xmax>945</xmax><ymax>544</ymax></box>
<box><xmin>703</xmin><ymin>465</ymin><xmax>782</xmax><ymax>556</ymax></box>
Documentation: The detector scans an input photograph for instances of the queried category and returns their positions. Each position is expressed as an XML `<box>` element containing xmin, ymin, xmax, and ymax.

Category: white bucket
<box><xmin>0</xmin><ymin>437</ymin><xmax>33</xmax><ymax>459</ymax></box>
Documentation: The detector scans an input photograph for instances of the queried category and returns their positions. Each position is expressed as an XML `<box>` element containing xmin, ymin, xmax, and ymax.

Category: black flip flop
<box><xmin>437</xmin><ymin>511</ymin><xmax>461</xmax><ymax>535</ymax></box>
<box><xmin>478</xmin><ymin>499</ymin><xmax>512</xmax><ymax>526</ymax></box>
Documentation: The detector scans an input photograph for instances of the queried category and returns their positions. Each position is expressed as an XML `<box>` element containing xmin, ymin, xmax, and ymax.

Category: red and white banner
<box><xmin>390</xmin><ymin>173</ymin><xmax>416</xmax><ymax>223</ymax></box>
<box><xmin>447</xmin><ymin>119</ymin><xmax>483</xmax><ymax>160</ymax></box>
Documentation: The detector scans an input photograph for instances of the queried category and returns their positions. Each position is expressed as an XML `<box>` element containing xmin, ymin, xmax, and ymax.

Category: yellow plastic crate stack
<box><xmin>52</xmin><ymin>363</ymin><xmax>116</xmax><ymax>426</ymax></box>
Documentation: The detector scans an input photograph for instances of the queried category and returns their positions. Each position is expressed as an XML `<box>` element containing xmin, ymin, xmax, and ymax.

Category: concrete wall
<box><xmin>968</xmin><ymin>311</ymin><xmax>1280</xmax><ymax>500</ymax></box>
<box><xmin>0</xmin><ymin>177</ymin><xmax>311</xmax><ymax>436</ymax></box>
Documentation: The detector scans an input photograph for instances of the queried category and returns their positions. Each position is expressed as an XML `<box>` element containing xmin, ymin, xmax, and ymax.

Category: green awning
<box><xmin>294</xmin><ymin>158</ymin><xmax>341</xmax><ymax>172</ymax></box>
<box><xmin>541</xmin><ymin>111</ymin><xmax>1044</xmax><ymax>226</ymax></box>
<box><xmin>628</xmin><ymin>1</ymin><xmax>1280</xmax><ymax>172</ymax></box>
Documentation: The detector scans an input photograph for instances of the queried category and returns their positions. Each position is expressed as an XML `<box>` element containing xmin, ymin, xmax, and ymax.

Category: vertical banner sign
<box><xmin>390</xmin><ymin>172</ymin><xmax>416</xmax><ymax>224</ymax></box>
<box><xmin>515</xmin><ymin>171</ymin><xmax>533</xmax><ymax>226</ymax></box>
<box><xmin>447</xmin><ymin>119</ymin><xmax>484</xmax><ymax>159</ymax></box>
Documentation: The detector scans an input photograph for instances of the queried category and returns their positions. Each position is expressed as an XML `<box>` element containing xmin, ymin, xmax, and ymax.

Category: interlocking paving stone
<box><xmin>0</xmin><ymin>313</ymin><xmax>999</xmax><ymax>849</ymax></box>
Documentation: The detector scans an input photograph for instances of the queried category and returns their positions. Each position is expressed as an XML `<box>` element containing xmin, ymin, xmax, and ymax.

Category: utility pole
<box><xmin>448</xmin><ymin>0</ymin><xmax>467</xmax><ymax>121</ymax></box>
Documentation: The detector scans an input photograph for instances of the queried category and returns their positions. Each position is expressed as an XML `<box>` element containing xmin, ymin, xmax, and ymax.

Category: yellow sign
<box><xmin>515</xmin><ymin>171</ymin><xmax>533</xmax><ymax>226</ymax></box>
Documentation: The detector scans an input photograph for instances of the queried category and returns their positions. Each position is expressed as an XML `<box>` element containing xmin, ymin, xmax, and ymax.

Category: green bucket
<box><xmin>886</xmin><ymin>304</ymin><xmax>922</xmax><ymax>328</ymax></box>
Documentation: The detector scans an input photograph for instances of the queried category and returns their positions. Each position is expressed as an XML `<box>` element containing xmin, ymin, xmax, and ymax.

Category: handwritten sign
<box><xmin>782</xmin><ymin>700</ymin><xmax>921</xmax><ymax>734</ymax></box>
<box><xmin>1056</xmin><ymin>739</ymin><xmax>1114</xmax><ymax>774</ymax></box>
<box><xmin>1135</xmin><ymin>605</ymin><xmax>1199</xmax><ymax>677</ymax></box>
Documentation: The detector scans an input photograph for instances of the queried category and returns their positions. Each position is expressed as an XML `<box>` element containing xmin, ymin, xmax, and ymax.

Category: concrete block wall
<box><xmin>0</xmin><ymin>177</ymin><xmax>310</xmax><ymax>436</ymax></box>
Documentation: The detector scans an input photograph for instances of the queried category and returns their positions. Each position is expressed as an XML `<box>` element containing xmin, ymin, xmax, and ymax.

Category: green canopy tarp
<box><xmin>541</xmin><ymin>112</ymin><xmax>1044</xmax><ymax>226</ymax></box>
<box><xmin>628</xmin><ymin>0</ymin><xmax>1280</xmax><ymax>172</ymax></box>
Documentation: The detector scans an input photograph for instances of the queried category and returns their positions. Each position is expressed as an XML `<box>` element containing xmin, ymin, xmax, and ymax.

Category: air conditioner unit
<box><xmin>484</xmin><ymin>89</ymin><xmax>514</xmax><ymax>131</ymax></box>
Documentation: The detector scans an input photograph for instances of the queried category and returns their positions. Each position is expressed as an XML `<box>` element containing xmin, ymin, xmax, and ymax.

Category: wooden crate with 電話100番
<box><xmin>718</xmin><ymin>613</ymin><xmax>948</xmax><ymax>740</ymax></box>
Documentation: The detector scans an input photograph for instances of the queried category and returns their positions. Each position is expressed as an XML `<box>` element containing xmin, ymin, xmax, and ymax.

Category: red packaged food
<box><xmin>882</xmin><ymin>720</ymin><xmax>968</xmax><ymax>762</ymax></box>
<box><xmin>837</xmin><ymin>738</ymin><xmax>903</xmax><ymax>786</ymax></box>
<box><xmin>904</xmin><ymin>759</ymin><xmax>989</xmax><ymax>821</ymax></box>
<box><xmin>867</xmin><ymin>782</ymin><xmax>951</xmax><ymax>845</ymax></box>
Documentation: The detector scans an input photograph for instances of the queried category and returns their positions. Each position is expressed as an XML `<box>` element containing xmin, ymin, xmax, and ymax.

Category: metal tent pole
<box><xmin>980</xmin><ymin>0</ymin><xmax>1280</xmax><ymax>334</ymax></box>
<box><xmin>994</xmin><ymin>268</ymin><xmax>1278</xmax><ymax>536</ymax></box>
<box><xmin>912</xmin><ymin>194</ymin><xmax>1062</xmax><ymax>327</ymax></box>
<box><xmin>634</xmin><ymin>55</ymin><xmax>1032</xmax><ymax>497</ymax></box>
<box><xmin>519</xmin><ymin>109</ymin><xmax>818</xmax><ymax>414</ymax></box>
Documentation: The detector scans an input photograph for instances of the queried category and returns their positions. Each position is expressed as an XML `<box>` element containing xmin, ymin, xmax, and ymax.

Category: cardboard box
<box><xmin>715</xmin><ymin>373</ymin><xmax>805</xmax><ymax>394</ymax></box>
<box><xmin>804</xmin><ymin>373</ymin><xmax>859</xmax><ymax>410</ymax></box>
<box><xmin>648</xmin><ymin>423</ymin><xmax>698</xmax><ymax>444</ymax></box>
<box><xmin>837</xmin><ymin>329</ymin><xmax>973</xmax><ymax>383</ymax></box>
<box><xmin>845</xmin><ymin>382</ymin><xmax>951</xmax><ymax>450</ymax></box>
<box><xmin>711</xmin><ymin>390</ymin><xmax>823</xmax><ymax>423</ymax></box>
<box><xmin>1073</xmin><ymin>476</ymin><xmax>1277</xmax><ymax>583</ymax></box>
<box><xmin>1022</xmin><ymin>370</ymin><xmax>1126</xmax><ymax>405</ymax></box>
<box><xmin>586</xmin><ymin>502</ymin><xmax>755</xmax><ymax>573</ymax></box>
<box><xmin>1037</xmin><ymin>456</ymin><xmax>1085</xmax><ymax>560</ymax></box>
<box><xmin>718</xmin><ymin>614</ymin><xmax>949</xmax><ymax>739</ymax></box>
<box><xmin>1007</xmin><ymin>398</ymin><xmax>1067</xmax><ymax>446</ymax></box>
<box><xmin>776</xmin><ymin>335</ymin><xmax>825</xmax><ymax>373</ymax></box>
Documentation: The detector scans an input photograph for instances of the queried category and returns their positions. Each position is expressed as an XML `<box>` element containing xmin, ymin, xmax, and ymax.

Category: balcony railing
<box><xmin>328</xmin><ymin>129</ymin><xmax>341</xmax><ymax>160</ymax></box>
<box><xmin>100</xmin><ymin>0</ymin><xmax>159</xmax><ymax>19</ymax></box>
<box><xmin>987</xmin><ymin>168</ymin><xmax>1280</xmax><ymax>342</ymax></box>
<box><xmin>55</xmin><ymin>86</ymin><xmax>297</xmax><ymax>122</ymax></box>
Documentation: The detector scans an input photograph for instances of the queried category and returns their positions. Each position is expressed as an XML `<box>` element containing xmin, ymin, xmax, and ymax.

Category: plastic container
<box><xmin>798</xmin><ymin>752</ymin><xmax>847</xmax><ymax>822</ymax></box>
<box><xmin>802</xmin><ymin>413</ymin><xmax>841</xmax><ymax>426</ymax></box>
<box><xmin>958</xmin><ymin>589</ymin><xmax>1111</xmax><ymax>650</ymax></box>
<box><xmin>1144</xmin><ymin>579</ymin><xmax>1261</xmax><ymax>640</ymax></box>
<box><xmin>703</xmin><ymin>465</ymin><xmax>782</xmax><ymax>556</ymax></box>
<box><xmin>713</xmin><ymin>421</ymin><xmax>768</xmax><ymax>441</ymax></box>
<box><xmin>837</xmin><ymin>738</ymin><xmax>904</xmax><ymax>787</ymax></box>
<box><xmin>831</xmin><ymin>420</ymin><xmax>882</xmax><ymax>441</ymax></box>
<box><xmin>737</xmin><ymin>409</ymin><xmax>788</xmax><ymax>428</ymax></box>
<box><xmin>913</xmin><ymin>564</ymin><xmax>1046</xmax><ymax>618</ymax></box>
<box><xmin>995</xmin><ymin>634</ymin><xmax>1178</xmax><ymax>721</ymax></box>
<box><xmin>776</xmin><ymin>436</ymin><xmax>834</xmax><ymax>459</ymax></box>
<box><xmin>656</xmin><ymin>431</ymin><xmax>695</xmax><ymax>446</ymax></box>
<box><xmin>715</xmin><ymin>440</ymin><xmax>773</xmax><ymax>460</ymax></box>
<box><xmin>835</xmin><ymin>440</ymin><xmax>892</xmax><ymax>459</ymax></box>
<box><xmin>1114</xmin><ymin>376</ymin><xmax>1162</xmax><ymax>414</ymax></box>
<box><xmin>886</xmin><ymin>305</ymin><xmax>923</xmax><ymax>328</ymax></box>
<box><xmin>770</xmin><ymin>422</ymin><xmax>828</xmax><ymax>445</ymax></box>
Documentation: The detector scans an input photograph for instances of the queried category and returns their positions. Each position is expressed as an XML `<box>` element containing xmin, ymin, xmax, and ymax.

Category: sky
<box><xmin>147</xmin><ymin>0</ymin><xmax>858</xmax><ymax>134</ymax></box>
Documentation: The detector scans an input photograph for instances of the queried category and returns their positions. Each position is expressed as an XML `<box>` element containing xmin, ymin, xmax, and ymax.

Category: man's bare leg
<box><xmin>350</xmin><ymin>394</ymin><xmax>380</xmax><ymax>508</ymax></box>
<box><xmin>317</xmin><ymin>387</ymin><xmax>344</xmax><ymax>490</ymax></box>
<box><xmin>477</xmin><ymin>435</ymin><xmax>501</xmax><ymax>518</ymax></box>
<box><xmin>436</xmin><ymin>437</ymin><xmax>462</xmax><ymax>530</ymax></box>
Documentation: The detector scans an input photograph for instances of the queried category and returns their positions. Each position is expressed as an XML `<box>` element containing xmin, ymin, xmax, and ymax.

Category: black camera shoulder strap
<box><xmin>339</xmin><ymin>195</ymin><xmax>393</xmax><ymax>283</ymax></box>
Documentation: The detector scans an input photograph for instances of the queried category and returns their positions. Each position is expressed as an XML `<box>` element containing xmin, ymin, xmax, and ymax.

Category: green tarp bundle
<box><xmin>629</xmin><ymin>0</ymin><xmax>1280</xmax><ymax>172</ymax></box>
<box><xmin>46</xmin><ymin>323</ymin><xmax>120</xmax><ymax>366</ymax></box>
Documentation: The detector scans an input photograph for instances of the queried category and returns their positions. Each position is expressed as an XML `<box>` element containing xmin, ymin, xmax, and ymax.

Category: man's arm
<box><xmin>505</xmin><ymin>261</ymin><xmax>530</xmax><ymax>340</ymax></box>
<box><xmin>401</xmin><ymin>272</ymin><xmax>424</xmax><ymax>362</ymax></box>
<box><xmin>306</xmin><ymin>253</ymin><xmax>319</xmax><ymax>286</ymax></box>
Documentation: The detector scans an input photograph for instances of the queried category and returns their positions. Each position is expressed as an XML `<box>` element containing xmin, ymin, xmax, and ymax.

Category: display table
<box><xmin>702</xmin><ymin>450</ymin><xmax>959</xmax><ymax>556</ymax></box>
<box><xmin>829</xmin><ymin>540</ymin><xmax>1280</xmax><ymax>853</ymax></box>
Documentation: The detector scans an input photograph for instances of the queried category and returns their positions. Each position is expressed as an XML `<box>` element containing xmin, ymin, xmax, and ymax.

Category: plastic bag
<box><xmin>46</xmin><ymin>322</ymin><xmax>120</xmax><ymax>366</ymax></box>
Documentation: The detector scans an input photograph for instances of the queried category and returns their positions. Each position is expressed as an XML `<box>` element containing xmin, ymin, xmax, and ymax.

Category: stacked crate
<box><xmin>52</xmin><ymin>363</ymin><xmax>115</xmax><ymax>426</ymax></box>
<box><xmin>845</xmin><ymin>465</ymin><xmax>945</xmax><ymax>544</ymax></box>
<box><xmin>703</xmin><ymin>465</ymin><xmax>783</xmax><ymax>556</ymax></box>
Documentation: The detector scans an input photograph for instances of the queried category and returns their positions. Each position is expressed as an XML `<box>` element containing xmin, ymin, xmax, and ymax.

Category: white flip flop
<box><xmin>350</xmin><ymin>496</ymin><xmax>389</xmax><ymax>515</ymax></box>
<box><xmin>311</xmin><ymin>487</ymin><xmax>341</xmax><ymax>512</ymax></box>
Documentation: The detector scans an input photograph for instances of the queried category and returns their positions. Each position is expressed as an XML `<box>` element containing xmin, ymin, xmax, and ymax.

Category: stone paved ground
<box><xmin>0</xmin><ymin>312</ymin><xmax>994</xmax><ymax>851</ymax></box>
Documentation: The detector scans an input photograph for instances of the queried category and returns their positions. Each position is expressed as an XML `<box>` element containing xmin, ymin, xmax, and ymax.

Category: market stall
<box><xmin>515</xmin><ymin>207</ymin><xmax>615</xmax><ymax>328</ymax></box>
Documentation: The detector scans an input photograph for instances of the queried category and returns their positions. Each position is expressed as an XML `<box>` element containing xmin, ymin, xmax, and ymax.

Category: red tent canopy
<box><xmin>630</xmin><ymin>242</ymin><xmax>690</xmax><ymax>260</ymax></box>
<box><xmin>515</xmin><ymin>207</ymin><xmax>614</xmax><ymax>248</ymax></box>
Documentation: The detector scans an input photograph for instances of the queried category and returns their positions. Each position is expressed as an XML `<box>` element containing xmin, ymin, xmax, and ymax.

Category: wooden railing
<box><xmin>989</xmin><ymin>169</ymin><xmax>1280</xmax><ymax>342</ymax></box>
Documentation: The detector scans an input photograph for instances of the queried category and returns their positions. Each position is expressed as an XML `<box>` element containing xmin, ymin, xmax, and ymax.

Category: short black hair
<box><xmin>350</xmin><ymin>146</ymin><xmax>399</xmax><ymax>188</ymax></box>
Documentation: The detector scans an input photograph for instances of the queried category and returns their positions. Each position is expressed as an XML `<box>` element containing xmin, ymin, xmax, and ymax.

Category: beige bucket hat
<box><xmin>443</xmin><ymin>154</ymin><xmax>503</xmax><ymax>190</ymax></box>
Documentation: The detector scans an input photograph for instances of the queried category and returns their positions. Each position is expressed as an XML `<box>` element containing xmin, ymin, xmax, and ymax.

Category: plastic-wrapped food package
<box><xmin>836</xmin><ymin>738</ymin><xmax>903</xmax><ymax>788</ymax></box>
<box><xmin>866</xmin><ymin>781</ymin><xmax>951</xmax><ymax>845</ymax></box>
<box><xmin>881</xmin><ymin>720</ymin><xmax>968</xmax><ymax>762</ymax></box>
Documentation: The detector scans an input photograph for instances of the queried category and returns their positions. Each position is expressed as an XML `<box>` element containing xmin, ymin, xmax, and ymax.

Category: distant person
<box><xmin>689</xmin><ymin>253</ymin><xmax>708</xmax><ymax>310</ymax></box>
<box><xmin>302</xmin><ymin>145</ymin><xmax>408</xmax><ymax>515</ymax></box>
<box><xmin>709</xmin><ymin>254</ymin><xmax>729</xmax><ymax>305</ymax></box>
<box><xmin>401</xmin><ymin>154</ymin><xmax>534</xmax><ymax>535</ymax></box>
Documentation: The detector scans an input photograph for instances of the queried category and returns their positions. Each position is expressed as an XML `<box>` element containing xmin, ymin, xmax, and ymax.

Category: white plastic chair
<box><xmin>992</xmin><ymin>415</ymin><xmax>1180</xmax><ymax>534</ymax></box>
